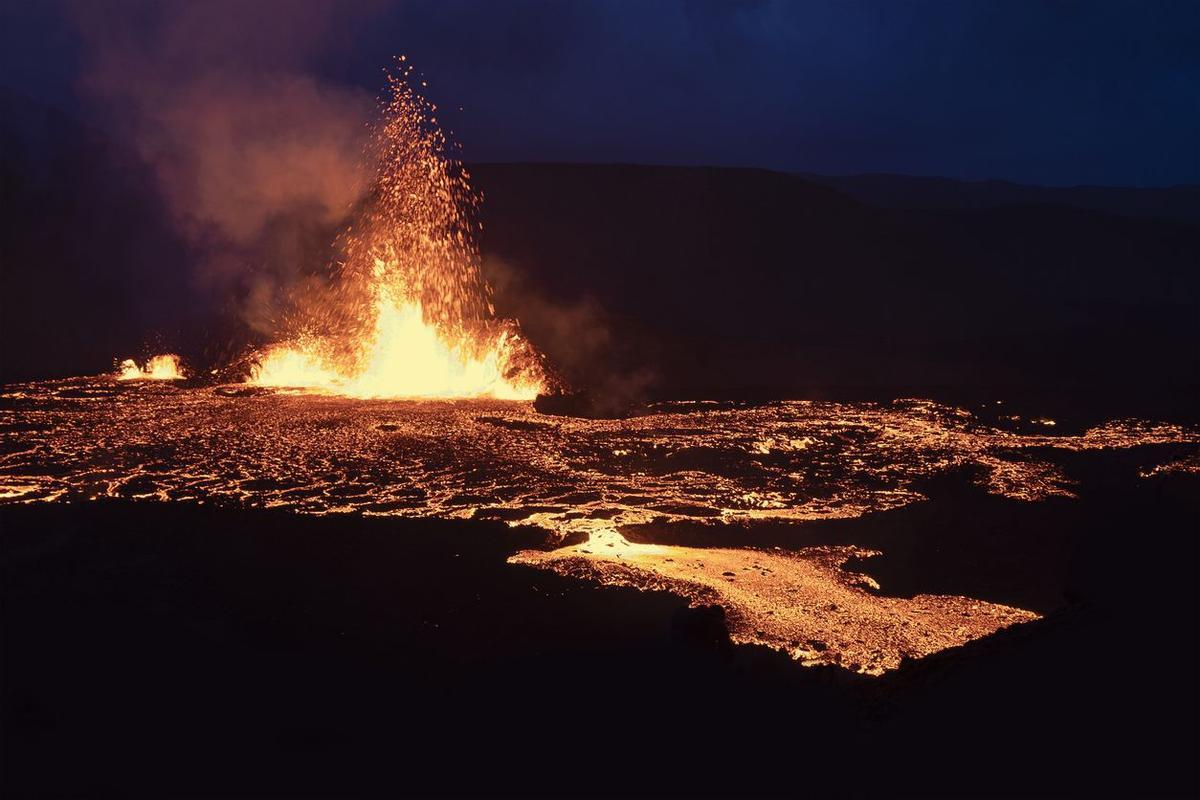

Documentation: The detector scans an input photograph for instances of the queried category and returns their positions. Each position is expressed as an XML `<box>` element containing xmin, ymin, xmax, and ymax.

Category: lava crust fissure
<box><xmin>2</xmin><ymin>378</ymin><xmax>1195</xmax><ymax>673</ymax></box>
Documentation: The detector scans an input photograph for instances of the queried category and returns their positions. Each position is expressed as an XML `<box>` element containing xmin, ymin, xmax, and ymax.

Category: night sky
<box><xmin>3</xmin><ymin>0</ymin><xmax>1199</xmax><ymax>187</ymax></box>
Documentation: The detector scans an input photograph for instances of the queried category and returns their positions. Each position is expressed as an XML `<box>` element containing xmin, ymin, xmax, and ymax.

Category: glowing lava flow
<box><xmin>5</xmin><ymin>383</ymin><xmax>1197</xmax><ymax>674</ymax></box>
<box><xmin>249</xmin><ymin>63</ymin><xmax>546</xmax><ymax>400</ymax></box>
<box><xmin>511</xmin><ymin>522</ymin><xmax>1037</xmax><ymax>675</ymax></box>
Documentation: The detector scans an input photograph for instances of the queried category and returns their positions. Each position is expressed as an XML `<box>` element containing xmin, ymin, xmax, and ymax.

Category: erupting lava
<box><xmin>117</xmin><ymin>354</ymin><xmax>184</xmax><ymax>381</ymax></box>
<box><xmin>248</xmin><ymin>63</ymin><xmax>546</xmax><ymax>400</ymax></box>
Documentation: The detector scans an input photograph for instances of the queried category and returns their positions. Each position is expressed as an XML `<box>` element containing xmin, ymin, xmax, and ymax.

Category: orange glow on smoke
<box><xmin>117</xmin><ymin>354</ymin><xmax>185</xmax><ymax>381</ymax></box>
<box><xmin>249</xmin><ymin>64</ymin><xmax>546</xmax><ymax>400</ymax></box>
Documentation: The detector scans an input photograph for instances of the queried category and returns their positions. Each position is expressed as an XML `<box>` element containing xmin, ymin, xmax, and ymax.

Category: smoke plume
<box><xmin>71</xmin><ymin>0</ymin><xmax>379</xmax><ymax>339</ymax></box>
<box><xmin>484</xmin><ymin>255</ymin><xmax>657</xmax><ymax>409</ymax></box>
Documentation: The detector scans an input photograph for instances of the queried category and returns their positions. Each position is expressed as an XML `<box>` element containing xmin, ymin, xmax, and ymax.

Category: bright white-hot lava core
<box><xmin>248</xmin><ymin>63</ymin><xmax>546</xmax><ymax>400</ymax></box>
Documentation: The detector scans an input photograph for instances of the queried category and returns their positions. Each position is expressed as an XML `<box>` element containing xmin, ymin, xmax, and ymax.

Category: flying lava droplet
<box><xmin>247</xmin><ymin>66</ymin><xmax>546</xmax><ymax>400</ymax></box>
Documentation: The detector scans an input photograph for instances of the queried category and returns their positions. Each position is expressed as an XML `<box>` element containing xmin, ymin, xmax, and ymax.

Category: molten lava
<box><xmin>252</xmin><ymin>286</ymin><xmax>539</xmax><ymax>400</ymax></box>
<box><xmin>6</xmin><ymin>378</ymin><xmax>1198</xmax><ymax>674</ymax></box>
<box><xmin>117</xmin><ymin>354</ymin><xmax>185</xmax><ymax>381</ymax></box>
<box><xmin>249</xmin><ymin>64</ymin><xmax>545</xmax><ymax>400</ymax></box>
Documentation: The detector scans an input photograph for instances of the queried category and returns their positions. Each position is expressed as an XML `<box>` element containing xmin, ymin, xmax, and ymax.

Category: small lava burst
<box><xmin>116</xmin><ymin>354</ymin><xmax>185</xmax><ymax>381</ymax></box>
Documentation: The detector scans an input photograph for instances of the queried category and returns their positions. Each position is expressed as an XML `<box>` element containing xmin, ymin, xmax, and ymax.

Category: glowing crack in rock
<box><xmin>3</xmin><ymin>381</ymin><xmax>1196</xmax><ymax>673</ymax></box>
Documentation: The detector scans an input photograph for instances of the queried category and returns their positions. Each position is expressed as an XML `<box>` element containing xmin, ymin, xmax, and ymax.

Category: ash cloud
<box><xmin>70</xmin><ymin>0</ymin><xmax>379</xmax><ymax>339</ymax></box>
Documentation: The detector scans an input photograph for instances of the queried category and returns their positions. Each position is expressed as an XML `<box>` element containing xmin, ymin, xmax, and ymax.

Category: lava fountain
<box><xmin>249</xmin><ymin>63</ymin><xmax>547</xmax><ymax>400</ymax></box>
<box><xmin>117</xmin><ymin>354</ymin><xmax>185</xmax><ymax>381</ymax></box>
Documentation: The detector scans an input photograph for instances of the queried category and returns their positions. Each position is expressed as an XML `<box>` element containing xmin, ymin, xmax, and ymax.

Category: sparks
<box><xmin>117</xmin><ymin>354</ymin><xmax>185</xmax><ymax>381</ymax></box>
<box><xmin>249</xmin><ymin>64</ymin><xmax>546</xmax><ymax>400</ymax></box>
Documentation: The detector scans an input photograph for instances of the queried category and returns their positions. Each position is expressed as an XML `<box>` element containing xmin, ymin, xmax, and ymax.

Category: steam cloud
<box><xmin>71</xmin><ymin>0</ymin><xmax>379</xmax><ymax>338</ymax></box>
<box><xmin>485</xmin><ymin>255</ymin><xmax>657</xmax><ymax>409</ymax></box>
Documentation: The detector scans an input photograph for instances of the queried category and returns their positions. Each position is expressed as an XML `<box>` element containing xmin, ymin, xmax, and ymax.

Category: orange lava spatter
<box><xmin>249</xmin><ymin>63</ymin><xmax>546</xmax><ymax>399</ymax></box>
<box><xmin>116</xmin><ymin>354</ymin><xmax>185</xmax><ymax>381</ymax></box>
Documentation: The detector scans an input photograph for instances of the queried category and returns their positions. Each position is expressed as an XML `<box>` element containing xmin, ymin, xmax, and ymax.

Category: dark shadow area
<box><xmin>0</xmin><ymin>89</ymin><xmax>197</xmax><ymax>380</ymax></box>
<box><xmin>473</xmin><ymin>163</ymin><xmax>1199</xmax><ymax>418</ymax></box>
<box><xmin>801</xmin><ymin>172</ymin><xmax>1200</xmax><ymax>225</ymax></box>
<box><xmin>3</xmin><ymin>473</ymin><xmax>1197</xmax><ymax>795</ymax></box>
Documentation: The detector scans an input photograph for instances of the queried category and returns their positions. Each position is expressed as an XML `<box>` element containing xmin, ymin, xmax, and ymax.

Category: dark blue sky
<box><xmin>4</xmin><ymin>0</ymin><xmax>1198</xmax><ymax>186</ymax></box>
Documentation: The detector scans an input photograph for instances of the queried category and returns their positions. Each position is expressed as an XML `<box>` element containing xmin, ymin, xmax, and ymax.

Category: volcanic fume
<box><xmin>248</xmin><ymin>62</ymin><xmax>548</xmax><ymax>400</ymax></box>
